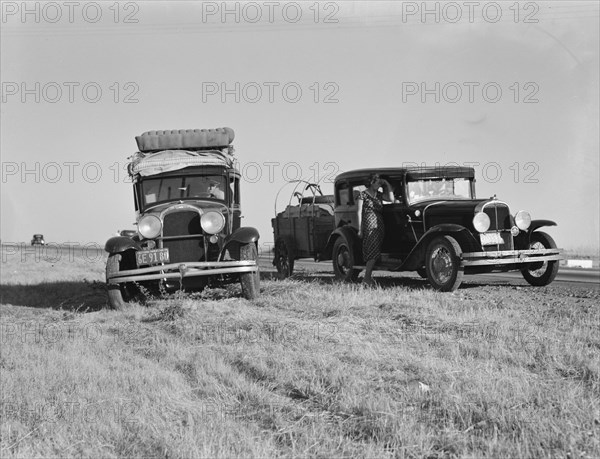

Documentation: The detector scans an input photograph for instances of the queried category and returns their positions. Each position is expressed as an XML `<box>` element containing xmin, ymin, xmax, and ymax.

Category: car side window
<box><xmin>336</xmin><ymin>182</ymin><xmax>350</xmax><ymax>205</ymax></box>
<box><xmin>352</xmin><ymin>185</ymin><xmax>366</xmax><ymax>204</ymax></box>
<box><xmin>389</xmin><ymin>181</ymin><xmax>403</xmax><ymax>204</ymax></box>
<box><xmin>231</xmin><ymin>176</ymin><xmax>240</xmax><ymax>205</ymax></box>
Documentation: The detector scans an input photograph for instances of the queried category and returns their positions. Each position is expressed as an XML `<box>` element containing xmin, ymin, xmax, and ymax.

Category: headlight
<box><xmin>138</xmin><ymin>215</ymin><xmax>162</xmax><ymax>239</ymax></box>
<box><xmin>515</xmin><ymin>210</ymin><xmax>531</xmax><ymax>230</ymax></box>
<box><xmin>201</xmin><ymin>211</ymin><xmax>225</xmax><ymax>234</ymax></box>
<box><xmin>473</xmin><ymin>212</ymin><xmax>491</xmax><ymax>233</ymax></box>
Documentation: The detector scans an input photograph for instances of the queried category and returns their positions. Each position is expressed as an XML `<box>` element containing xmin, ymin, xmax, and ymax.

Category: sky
<box><xmin>1</xmin><ymin>1</ymin><xmax>599</xmax><ymax>253</ymax></box>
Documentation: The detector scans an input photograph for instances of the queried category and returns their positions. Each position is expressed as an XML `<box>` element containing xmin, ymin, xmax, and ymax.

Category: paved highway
<box><xmin>258</xmin><ymin>255</ymin><xmax>600</xmax><ymax>286</ymax></box>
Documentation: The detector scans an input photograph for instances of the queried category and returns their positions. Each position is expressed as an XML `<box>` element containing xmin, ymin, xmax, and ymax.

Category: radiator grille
<box><xmin>163</xmin><ymin>211</ymin><xmax>201</xmax><ymax>236</ymax></box>
<box><xmin>483</xmin><ymin>204</ymin><xmax>511</xmax><ymax>231</ymax></box>
<box><xmin>482</xmin><ymin>203</ymin><xmax>513</xmax><ymax>251</ymax></box>
<box><xmin>162</xmin><ymin>211</ymin><xmax>204</xmax><ymax>263</ymax></box>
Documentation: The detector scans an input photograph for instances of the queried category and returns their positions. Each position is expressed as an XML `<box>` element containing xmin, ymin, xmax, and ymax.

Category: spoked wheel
<box><xmin>332</xmin><ymin>237</ymin><xmax>359</xmax><ymax>282</ymax></box>
<box><xmin>106</xmin><ymin>251</ymin><xmax>139</xmax><ymax>310</ymax></box>
<box><xmin>274</xmin><ymin>238</ymin><xmax>294</xmax><ymax>279</ymax></box>
<box><xmin>240</xmin><ymin>243</ymin><xmax>260</xmax><ymax>299</ymax></box>
<box><xmin>521</xmin><ymin>231</ymin><xmax>559</xmax><ymax>286</ymax></box>
<box><xmin>425</xmin><ymin>236</ymin><xmax>464</xmax><ymax>292</ymax></box>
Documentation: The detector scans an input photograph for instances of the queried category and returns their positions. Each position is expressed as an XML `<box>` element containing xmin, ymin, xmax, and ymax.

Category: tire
<box><xmin>274</xmin><ymin>238</ymin><xmax>294</xmax><ymax>279</ymax></box>
<box><xmin>425</xmin><ymin>236</ymin><xmax>464</xmax><ymax>292</ymax></box>
<box><xmin>521</xmin><ymin>231</ymin><xmax>559</xmax><ymax>286</ymax></box>
<box><xmin>240</xmin><ymin>243</ymin><xmax>260</xmax><ymax>299</ymax></box>
<box><xmin>106</xmin><ymin>252</ymin><xmax>138</xmax><ymax>310</ymax></box>
<box><xmin>332</xmin><ymin>237</ymin><xmax>359</xmax><ymax>282</ymax></box>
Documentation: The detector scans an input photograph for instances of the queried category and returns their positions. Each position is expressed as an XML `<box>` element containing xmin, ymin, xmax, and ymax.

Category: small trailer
<box><xmin>271</xmin><ymin>181</ymin><xmax>335</xmax><ymax>278</ymax></box>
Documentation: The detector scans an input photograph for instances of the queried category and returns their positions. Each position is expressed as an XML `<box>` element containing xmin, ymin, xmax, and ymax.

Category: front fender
<box><xmin>224</xmin><ymin>227</ymin><xmax>260</xmax><ymax>246</ymax></box>
<box><xmin>104</xmin><ymin>236</ymin><xmax>141</xmax><ymax>254</ymax></box>
<box><xmin>319</xmin><ymin>225</ymin><xmax>360</xmax><ymax>262</ymax></box>
<box><xmin>529</xmin><ymin>219</ymin><xmax>556</xmax><ymax>233</ymax></box>
<box><xmin>510</xmin><ymin>219</ymin><xmax>557</xmax><ymax>249</ymax></box>
<box><xmin>420</xmin><ymin>224</ymin><xmax>479</xmax><ymax>247</ymax></box>
<box><xmin>401</xmin><ymin>224</ymin><xmax>478</xmax><ymax>270</ymax></box>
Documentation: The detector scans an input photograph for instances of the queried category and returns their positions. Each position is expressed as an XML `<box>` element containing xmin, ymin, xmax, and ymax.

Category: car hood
<box><xmin>142</xmin><ymin>200</ymin><xmax>229</xmax><ymax>216</ymax></box>
<box><xmin>409</xmin><ymin>199</ymin><xmax>489</xmax><ymax>214</ymax></box>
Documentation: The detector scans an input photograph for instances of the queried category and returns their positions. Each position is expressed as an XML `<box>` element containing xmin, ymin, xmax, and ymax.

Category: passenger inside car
<box><xmin>208</xmin><ymin>179</ymin><xmax>225</xmax><ymax>199</ymax></box>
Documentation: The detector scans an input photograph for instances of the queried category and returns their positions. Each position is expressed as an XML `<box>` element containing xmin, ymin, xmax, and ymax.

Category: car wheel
<box><xmin>332</xmin><ymin>237</ymin><xmax>359</xmax><ymax>282</ymax></box>
<box><xmin>106</xmin><ymin>252</ymin><xmax>138</xmax><ymax>310</ymax></box>
<box><xmin>240</xmin><ymin>243</ymin><xmax>260</xmax><ymax>299</ymax></box>
<box><xmin>425</xmin><ymin>236</ymin><xmax>464</xmax><ymax>292</ymax></box>
<box><xmin>274</xmin><ymin>238</ymin><xmax>294</xmax><ymax>279</ymax></box>
<box><xmin>521</xmin><ymin>231</ymin><xmax>559</xmax><ymax>286</ymax></box>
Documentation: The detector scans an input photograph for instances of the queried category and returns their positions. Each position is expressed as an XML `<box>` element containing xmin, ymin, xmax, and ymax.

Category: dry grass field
<box><xmin>1</xmin><ymin>245</ymin><xmax>599</xmax><ymax>458</ymax></box>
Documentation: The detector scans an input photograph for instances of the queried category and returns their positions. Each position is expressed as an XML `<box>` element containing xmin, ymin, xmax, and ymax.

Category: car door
<box><xmin>381</xmin><ymin>179</ymin><xmax>413</xmax><ymax>257</ymax></box>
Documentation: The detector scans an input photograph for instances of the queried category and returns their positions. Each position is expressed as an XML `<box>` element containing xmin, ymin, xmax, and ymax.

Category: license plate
<box><xmin>136</xmin><ymin>248</ymin><xmax>170</xmax><ymax>266</ymax></box>
<box><xmin>480</xmin><ymin>232</ymin><xmax>503</xmax><ymax>246</ymax></box>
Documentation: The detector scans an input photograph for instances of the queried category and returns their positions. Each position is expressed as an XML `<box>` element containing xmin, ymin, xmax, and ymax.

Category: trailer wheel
<box><xmin>106</xmin><ymin>251</ymin><xmax>138</xmax><ymax>310</ymax></box>
<box><xmin>332</xmin><ymin>237</ymin><xmax>359</xmax><ymax>282</ymax></box>
<box><xmin>425</xmin><ymin>236</ymin><xmax>464</xmax><ymax>292</ymax></box>
<box><xmin>274</xmin><ymin>238</ymin><xmax>294</xmax><ymax>279</ymax></box>
<box><xmin>240</xmin><ymin>243</ymin><xmax>260</xmax><ymax>299</ymax></box>
<box><xmin>521</xmin><ymin>231</ymin><xmax>559</xmax><ymax>286</ymax></box>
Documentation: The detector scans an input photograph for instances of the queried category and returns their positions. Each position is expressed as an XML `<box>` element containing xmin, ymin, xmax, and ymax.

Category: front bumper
<box><xmin>461</xmin><ymin>248</ymin><xmax>562</xmax><ymax>267</ymax></box>
<box><xmin>107</xmin><ymin>260</ymin><xmax>258</xmax><ymax>284</ymax></box>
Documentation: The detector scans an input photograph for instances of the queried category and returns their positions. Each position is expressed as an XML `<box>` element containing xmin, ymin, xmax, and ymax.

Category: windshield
<box><xmin>141</xmin><ymin>174</ymin><xmax>227</xmax><ymax>207</ymax></box>
<box><xmin>407</xmin><ymin>178</ymin><xmax>472</xmax><ymax>204</ymax></box>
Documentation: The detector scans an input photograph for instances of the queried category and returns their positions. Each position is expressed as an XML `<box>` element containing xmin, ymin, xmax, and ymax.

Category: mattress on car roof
<box><xmin>136</xmin><ymin>127</ymin><xmax>235</xmax><ymax>153</ymax></box>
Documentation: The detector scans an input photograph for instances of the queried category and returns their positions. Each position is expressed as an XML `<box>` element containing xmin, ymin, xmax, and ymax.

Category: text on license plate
<box><xmin>480</xmin><ymin>232</ymin><xmax>504</xmax><ymax>246</ymax></box>
<box><xmin>136</xmin><ymin>248</ymin><xmax>170</xmax><ymax>266</ymax></box>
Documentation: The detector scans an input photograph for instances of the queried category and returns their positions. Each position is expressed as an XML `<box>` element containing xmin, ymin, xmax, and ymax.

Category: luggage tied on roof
<box><xmin>129</xmin><ymin>127</ymin><xmax>237</xmax><ymax>177</ymax></box>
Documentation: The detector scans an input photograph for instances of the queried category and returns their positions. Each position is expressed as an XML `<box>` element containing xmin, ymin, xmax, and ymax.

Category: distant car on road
<box><xmin>31</xmin><ymin>234</ymin><xmax>45</xmax><ymax>246</ymax></box>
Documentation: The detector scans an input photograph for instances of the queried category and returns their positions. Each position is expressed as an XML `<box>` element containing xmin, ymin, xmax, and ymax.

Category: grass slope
<box><xmin>1</xmin><ymin>251</ymin><xmax>599</xmax><ymax>458</ymax></box>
